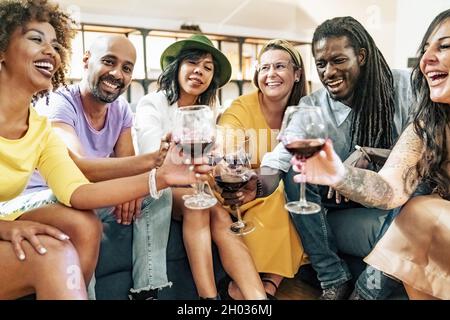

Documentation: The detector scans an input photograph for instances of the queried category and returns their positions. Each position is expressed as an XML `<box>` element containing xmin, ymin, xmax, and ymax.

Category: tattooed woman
<box><xmin>292</xmin><ymin>9</ymin><xmax>450</xmax><ymax>300</ymax></box>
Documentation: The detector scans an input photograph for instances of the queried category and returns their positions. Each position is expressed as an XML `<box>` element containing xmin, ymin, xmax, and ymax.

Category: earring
<box><xmin>295</xmin><ymin>79</ymin><xmax>299</xmax><ymax>82</ymax></box>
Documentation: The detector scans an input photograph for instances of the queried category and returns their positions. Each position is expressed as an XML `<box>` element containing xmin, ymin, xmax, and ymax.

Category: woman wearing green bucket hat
<box><xmin>160</xmin><ymin>34</ymin><xmax>232</xmax><ymax>90</ymax></box>
<box><xmin>135</xmin><ymin>34</ymin><xmax>267</xmax><ymax>300</ymax></box>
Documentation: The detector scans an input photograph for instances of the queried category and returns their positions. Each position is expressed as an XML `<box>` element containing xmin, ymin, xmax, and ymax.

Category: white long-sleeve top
<box><xmin>134</xmin><ymin>91</ymin><xmax>179</xmax><ymax>154</ymax></box>
<box><xmin>134</xmin><ymin>91</ymin><xmax>220</xmax><ymax>154</ymax></box>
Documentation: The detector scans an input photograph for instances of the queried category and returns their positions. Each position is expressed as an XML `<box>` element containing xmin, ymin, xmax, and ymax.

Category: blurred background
<box><xmin>54</xmin><ymin>0</ymin><xmax>450</xmax><ymax>109</ymax></box>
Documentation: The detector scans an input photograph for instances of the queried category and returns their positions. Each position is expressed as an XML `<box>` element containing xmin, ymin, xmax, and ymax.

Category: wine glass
<box><xmin>213</xmin><ymin>133</ymin><xmax>255</xmax><ymax>235</ymax></box>
<box><xmin>277</xmin><ymin>105</ymin><xmax>300</xmax><ymax>141</ymax></box>
<box><xmin>279</xmin><ymin>105</ymin><xmax>328</xmax><ymax>214</ymax></box>
<box><xmin>172</xmin><ymin>105</ymin><xmax>217</xmax><ymax>210</ymax></box>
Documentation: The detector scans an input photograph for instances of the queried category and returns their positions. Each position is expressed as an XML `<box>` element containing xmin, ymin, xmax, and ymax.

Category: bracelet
<box><xmin>148</xmin><ymin>168</ymin><xmax>163</xmax><ymax>199</ymax></box>
<box><xmin>255</xmin><ymin>176</ymin><xmax>264</xmax><ymax>198</ymax></box>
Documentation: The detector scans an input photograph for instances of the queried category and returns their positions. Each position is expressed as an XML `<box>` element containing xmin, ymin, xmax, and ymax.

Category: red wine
<box><xmin>215</xmin><ymin>175</ymin><xmax>250</xmax><ymax>193</ymax></box>
<box><xmin>285</xmin><ymin>139</ymin><xmax>325</xmax><ymax>159</ymax></box>
<box><xmin>178</xmin><ymin>140</ymin><xmax>214</xmax><ymax>159</ymax></box>
<box><xmin>223</xmin><ymin>154</ymin><xmax>250</xmax><ymax>168</ymax></box>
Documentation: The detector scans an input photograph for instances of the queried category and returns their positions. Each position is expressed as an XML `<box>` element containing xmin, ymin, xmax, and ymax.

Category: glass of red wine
<box><xmin>173</xmin><ymin>105</ymin><xmax>217</xmax><ymax>210</ymax></box>
<box><xmin>214</xmin><ymin>133</ymin><xmax>255</xmax><ymax>235</ymax></box>
<box><xmin>279</xmin><ymin>105</ymin><xmax>328</xmax><ymax>214</ymax></box>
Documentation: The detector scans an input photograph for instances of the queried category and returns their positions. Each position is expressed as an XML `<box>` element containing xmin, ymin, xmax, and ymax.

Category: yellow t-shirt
<box><xmin>0</xmin><ymin>107</ymin><xmax>89</xmax><ymax>220</ymax></box>
<box><xmin>218</xmin><ymin>91</ymin><xmax>306</xmax><ymax>277</ymax></box>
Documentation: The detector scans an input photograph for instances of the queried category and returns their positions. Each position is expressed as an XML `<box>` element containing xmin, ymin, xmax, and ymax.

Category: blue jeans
<box><xmin>283</xmin><ymin>167</ymin><xmax>400</xmax><ymax>299</ymax></box>
<box><xmin>131</xmin><ymin>188</ymin><xmax>173</xmax><ymax>293</ymax></box>
<box><xmin>96</xmin><ymin>189</ymin><xmax>173</xmax><ymax>294</ymax></box>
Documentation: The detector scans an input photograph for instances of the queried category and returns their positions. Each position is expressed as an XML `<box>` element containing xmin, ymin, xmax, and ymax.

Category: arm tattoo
<box><xmin>334</xmin><ymin>125</ymin><xmax>423</xmax><ymax>209</ymax></box>
<box><xmin>334</xmin><ymin>165</ymin><xmax>394</xmax><ymax>210</ymax></box>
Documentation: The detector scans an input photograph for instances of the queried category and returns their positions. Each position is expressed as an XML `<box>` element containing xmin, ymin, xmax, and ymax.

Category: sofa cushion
<box><xmin>159</xmin><ymin>219</ymin><xmax>226</xmax><ymax>300</ymax></box>
<box><xmin>94</xmin><ymin>221</ymin><xmax>133</xmax><ymax>299</ymax></box>
<box><xmin>94</xmin><ymin>217</ymin><xmax>225</xmax><ymax>300</ymax></box>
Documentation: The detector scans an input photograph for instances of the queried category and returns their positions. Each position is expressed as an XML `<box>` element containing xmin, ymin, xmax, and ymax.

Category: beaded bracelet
<box><xmin>255</xmin><ymin>176</ymin><xmax>264</xmax><ymax>198</ymax></box>
<box><xmin>148</xmin><ymin>168</ymin><xmax>163</xmax><ymax>199</ymax></box>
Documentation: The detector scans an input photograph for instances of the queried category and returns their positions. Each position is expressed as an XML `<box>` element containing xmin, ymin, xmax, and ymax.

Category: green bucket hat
<box><xmin>160</xmin><ymin>34</ymin><xmax>232</xmax><ymax>88</ymax></box>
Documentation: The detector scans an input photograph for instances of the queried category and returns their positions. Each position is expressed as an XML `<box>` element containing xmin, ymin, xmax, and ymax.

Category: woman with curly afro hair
<box><xmin>0</xmin><ymin>0</ymin><xmax>212</xmax><ymax>300</ymax></box>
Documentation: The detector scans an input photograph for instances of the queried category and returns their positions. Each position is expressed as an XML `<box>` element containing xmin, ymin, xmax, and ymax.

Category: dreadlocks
<box><xmin>312</xmin><ymin>16</ymin><xmax>395</xmax><ymax>149</ymax></box>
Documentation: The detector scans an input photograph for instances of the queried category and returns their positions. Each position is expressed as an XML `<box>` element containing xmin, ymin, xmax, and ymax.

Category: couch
<box><xmin>94</xmin><ymin>218</ymin><xmax>225</xmax><ymax>300</ymax></box>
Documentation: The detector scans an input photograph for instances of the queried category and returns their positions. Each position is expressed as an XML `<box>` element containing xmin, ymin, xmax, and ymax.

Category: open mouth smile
<box><xmin>33</xmin><ymin>59</ymin><xmax>55</xmax><ymax>78</ymax></box>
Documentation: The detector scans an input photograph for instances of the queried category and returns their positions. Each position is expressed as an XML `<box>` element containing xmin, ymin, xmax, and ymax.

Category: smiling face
<box><xmin>177</xmin><ymin>52</ymin><xmax>214</xmax><ymax>102</ymax></box>
<box><xmin>257</xmin><ymin>49</ymin><xmax>300</xmax><ymax>102</ymax></box>
<box><xmin>1</xmin><ymin>21</ymin><xmax>61</xmax><ymax>94</ymax></box>
<box><xmin>313</xmin><ymin>36</ymin><xmax>366</xmax><ymax>106</ymax></box>
<box><xmin>84</xmin><ymin>36</ymin><xmax>136</xmax><ymax>103</ymax></box>
<box><xmin>420</xmin><ymin>18</ymin><xmax>450</xmax><ymax>104</ymax></box>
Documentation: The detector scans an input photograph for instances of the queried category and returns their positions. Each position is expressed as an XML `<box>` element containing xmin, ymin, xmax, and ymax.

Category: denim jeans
<box><xmin>130</xmin><ymin>188</ymin><xmax>173</xmax><ymax>293</ymax></box>
<box><xmin>353</xmin><ymin>182</ymin><xmax>434</xmax><ymax>299</ymax></box>
<box><xmin>95</xmin><ymin>189</ymin><xmax>173</xmax><ymax>295</ymax></box>
<box><xmin>283</xmin><ymin>167</ymin><xmax>400</xmax><ymax>299</ymax></box>
<box><xmin>328</xmin><ymin>206</ymin><xmax>401</xmax><ymax>299</ymax></box>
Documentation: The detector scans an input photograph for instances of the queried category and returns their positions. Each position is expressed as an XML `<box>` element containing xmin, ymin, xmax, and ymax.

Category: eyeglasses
<box><xmin>256</xmin><ymin>61</ymin><xmax>294</xmax><ymax>75</ymax></box>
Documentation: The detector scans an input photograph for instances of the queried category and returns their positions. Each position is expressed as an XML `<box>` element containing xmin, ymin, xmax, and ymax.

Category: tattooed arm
<box><xmin>332</xmin><ymin>167</ymin><xmax>395</xmax><ymax>209</ymax></box>
<box><xmin>332</xmin><ymin>125</ymin><xmax>424</xmax><ymax>209</ymax></box>
<box><xmin>292</xmin><ymin>125</ymin><xmax>424</xmax><ymax>210</ymax></box>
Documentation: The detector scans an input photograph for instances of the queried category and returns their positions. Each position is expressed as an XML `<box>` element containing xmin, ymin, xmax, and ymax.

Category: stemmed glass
<box><xmin>279</xmin><ymin>105</ymin><xmax>328</xmax><ymax>214</ymax></box>
<box><xmin>277</xmin><ymin>105</ymin><xmax>300</xmax><ymax>141</ymax></box>
<box><xmin>172</xmin><ymin>105</ymin><xmax>217</xmax><ymax>210</ymax></box>
<box><xmin>213</xmin><ymin>132</ymin><xmax>255</xmax><ymax>235</ymax></box>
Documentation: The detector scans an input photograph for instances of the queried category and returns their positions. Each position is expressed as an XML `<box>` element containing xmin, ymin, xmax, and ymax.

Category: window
<box><xmin>68</xmin><ymin>24</ymin><xmax>312</xmax><ymax>104</ymax></box>
<box><xmin>146</xmin><ymin>36</ymin><xmax>175</xmax><ymax>78</ymax></box>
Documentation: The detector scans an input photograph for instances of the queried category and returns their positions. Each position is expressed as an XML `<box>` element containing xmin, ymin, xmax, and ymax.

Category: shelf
<box><xmin>69</xmin><ymin>23</ymin><xmax>312</xmax><ymax>106</ymax></box>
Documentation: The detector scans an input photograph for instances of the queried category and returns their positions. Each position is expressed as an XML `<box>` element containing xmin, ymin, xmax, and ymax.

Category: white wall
<box><xmin>297</xmin><ymin>0</ymin><xmax>397</xmax><ymax>68</ymax></box>
<box><xmin>394</xmin><ymin>0</ymin><xmax>449</xmax><ymax>68</ymax></box>
<box><xmin>64</xmin><ymin>0</ymin><xmax>450</xmax><ymax>77</ymax></box>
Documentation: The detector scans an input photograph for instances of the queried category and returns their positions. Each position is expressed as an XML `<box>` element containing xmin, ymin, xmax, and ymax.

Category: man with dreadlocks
<box><xmin>220</xmin><ymin>16</ymin><xmax>412</xmax><ymax>300</ymax></box>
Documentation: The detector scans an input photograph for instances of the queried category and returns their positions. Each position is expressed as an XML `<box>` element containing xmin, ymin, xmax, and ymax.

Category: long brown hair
<box><xmin>408</xmin><ymin>9</ymin><xmax>450</xmax><ymax>200</ymax></box>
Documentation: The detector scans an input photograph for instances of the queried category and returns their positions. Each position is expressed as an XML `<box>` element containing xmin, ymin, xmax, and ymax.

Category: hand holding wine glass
<box><xmin>220</xmin><ymin>174</ymin><xmax>258</xmax><ymax>207</ymax></box>
<box><xmin>157</xmin><ymin>142</ymin><xmax>213</xmax><ymax>187</ymax></box>
<box><xmin>291</xmin><ymin>138</ymin><xmax>347</xmax><ymax>188</ymax></box>
<box><xmin>213</xmin><ymin>134</ymin><xmax>255</xmax><ymax>235</ymax></box>
<box><xmin>279</xmin><ymin>105</ymin><xmax>328</xmax><ymax>214</ymax></box>
<box><xmin>172</xmin><ymin>105</ymin><xmax>217</xmax><ymax>210</ymax></box>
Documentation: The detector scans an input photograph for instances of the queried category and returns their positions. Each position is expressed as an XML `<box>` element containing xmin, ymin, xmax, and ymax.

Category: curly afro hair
<box><xmin>0</xmin><ymin>0</ymin><xmax>76</xmax><ymax>97</ymax></box>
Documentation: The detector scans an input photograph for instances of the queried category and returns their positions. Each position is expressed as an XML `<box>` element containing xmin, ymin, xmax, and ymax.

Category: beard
<box><xmin>91</xmin><ymin>74</ymin><xmax>125</xmax><ymax>103</ymax></box>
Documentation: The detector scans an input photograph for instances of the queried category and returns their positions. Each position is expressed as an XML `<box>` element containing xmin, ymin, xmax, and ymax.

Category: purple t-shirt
<box><xmin>25</xmin><ymin>84</ymin><xmax>133</xmax><ymax>193</ymax></box>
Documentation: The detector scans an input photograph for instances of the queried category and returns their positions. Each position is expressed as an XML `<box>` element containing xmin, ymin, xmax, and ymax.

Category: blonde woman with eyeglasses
<box><xmin>217</xmin><ymin>39</ymin><xmax>308</xmax><ymax>299</ymax></box>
